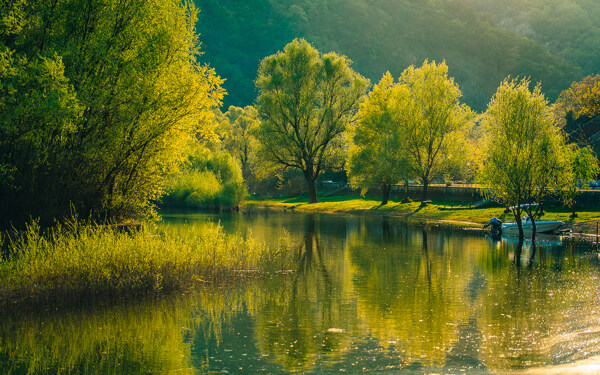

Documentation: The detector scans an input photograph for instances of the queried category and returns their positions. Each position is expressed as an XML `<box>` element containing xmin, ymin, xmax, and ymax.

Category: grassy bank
<box><xmin>245</xmin><ymin>195</ymin><xmax>600</xmax><ymax>231</ymax></box>
<box><xmin>0</xmin><ymin>220</ymin><xmax>294</xmax><ymax>307</ymax></box>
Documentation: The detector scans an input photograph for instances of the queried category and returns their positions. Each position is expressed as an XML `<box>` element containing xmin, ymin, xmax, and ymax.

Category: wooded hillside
<box><xmin>196</xmin><ymin>0</ymin><xmax>598</xmax><ymax>111</ymax></box>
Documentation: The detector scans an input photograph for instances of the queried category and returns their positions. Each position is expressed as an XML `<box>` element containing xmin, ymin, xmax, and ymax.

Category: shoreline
<box><xmin>243</xmin><ymin>196</ymin><xmax>600</xmax><ymax>237</ymax></box>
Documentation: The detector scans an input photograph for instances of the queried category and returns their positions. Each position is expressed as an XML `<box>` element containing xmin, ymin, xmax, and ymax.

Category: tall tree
<box><xmin>480</xmin><ymin>78</ymin><xmax>567</xmax><ymax>240</ymax></box>
<box><xmin>0</xmin><ymin>0</ymin><xmax>223</xmax><ymax>225</ymax></box>
<box><xmin>255</xmin><ymin>38</ymin><xmax>369</xmax><ymax>203</ymax></box>
<box><xmin>398</xmin><ymin>60</ymin><xmax>473</xmax><ymax>204</ymax></box>
<box><xmin>347</xmin><ymin>72</ymin><xmax>414</xmax><ymax>205</ymax></box>
<box><xmin>218</xmin><ymin>105</ymin><xmax>260</xmax><ymax>181</ymax></box>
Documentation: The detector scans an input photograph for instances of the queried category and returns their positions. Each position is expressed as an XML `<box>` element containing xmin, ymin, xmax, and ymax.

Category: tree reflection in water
<box><xmin>2</xmin><ymin>213</ymin><xmax>600</xmax><ymax>373</ymax></box>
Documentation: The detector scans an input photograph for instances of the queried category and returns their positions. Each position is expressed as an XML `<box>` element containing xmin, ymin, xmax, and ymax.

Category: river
<box><xmin>1</xmin><ymin>211</ymin><xmax>599</xmax><ymax>374</ymax></box>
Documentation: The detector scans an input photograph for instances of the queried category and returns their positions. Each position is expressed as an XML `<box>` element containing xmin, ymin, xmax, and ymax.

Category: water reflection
<box><xmin>1</xmin><ymin>212</ymin><xmax>600</xmax><ymax>373</ymax></box>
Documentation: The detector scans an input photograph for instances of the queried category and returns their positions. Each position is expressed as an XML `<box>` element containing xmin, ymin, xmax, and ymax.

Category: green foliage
<box><xmin>398</xmin><ymin>60</ymin><xmax>474</xmax><ymax>202</ymax></box>
<box><xmin>195</xmin><ymin>0</ymin><xmax>587</xmax><ymax>111</ymax></box>
<box><xmin>559</xmin><ymin>144</ymin><xmax>600</xmax><ymax>217</ymax></box>
<box><xmin>195</xmin><ymin>0</ymin><xmax>294</xmax><ymax>109</ymax></box>
<box><xmin>347</xmin><ymin>72</ymin><xmax>413</xmax><ymax>203</ymax></box>
<box><xmin>349</xmin><ymin>62</ymin><xmax>476</xmax><ymax>204</ymax></box>
<box><xmin>554</xmin><ymin>74</ymin><xmax>600</xmax><ymax>122</ymax></box>
<box><xmin>0</xmin><ymin>219</ymin><xmax>294</xmax><ymax>305</ymax></box>
<box><xmin>217</xmin><ymin>105</ymin><xmax>261</xmax><ymax>183</ymax></box>
<box><xmin>162</xmin><ymin>149</ymin><xmax>246</xmax><ymax>209</ymax></box>
<box><xmin>480</xmin><ymin>77</ymin><xmax>568</xmax><ymax>237</ymax></box>
<box><xmin>0</xmin><ymin>48</ymin><xmax>82</xmax><ymax>205</ymax></box>
<box><xmin>472</xmin><ymin>0</ymin><xmax>600</xmax><ymax>76</ymax></box>
<box><xmin>255</xmin><ymin>38</ymin><xmax>369</xmax><ymax>203</ymax></box>
<box><xmin>0</xmin><ymin>0</ymin><xmax>224</xmax><ymax>226</ymax></box>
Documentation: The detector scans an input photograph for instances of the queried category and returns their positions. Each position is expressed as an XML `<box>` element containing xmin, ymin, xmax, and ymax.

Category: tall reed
<box><xmin>0</xmin><ymin>220</ymin><xmax>294</xmax><ymax>306</ymax></box>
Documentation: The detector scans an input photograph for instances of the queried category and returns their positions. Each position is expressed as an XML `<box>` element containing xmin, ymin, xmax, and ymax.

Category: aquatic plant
<box><xmin>0</xmin><ymin>220</ymin><xmax>294</xmax><ymax>306</ymax></box>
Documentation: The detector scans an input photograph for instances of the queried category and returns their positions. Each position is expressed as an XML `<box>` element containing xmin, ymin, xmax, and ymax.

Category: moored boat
<box><xmin>501</xmin><ymin>216</ymin><xmax>564</xmax><ymax>236</ymax></box>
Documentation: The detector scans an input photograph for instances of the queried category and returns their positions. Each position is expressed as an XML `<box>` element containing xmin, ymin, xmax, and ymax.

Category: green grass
<box><xmin>0</xmin><ymin>220</ymin><xmax>295</xmax><ymax>307</ymax></box>
<box><xmin>245</xmin><ymin>195</ymin><xmax>600</xmax><ymax>229</ymax></box>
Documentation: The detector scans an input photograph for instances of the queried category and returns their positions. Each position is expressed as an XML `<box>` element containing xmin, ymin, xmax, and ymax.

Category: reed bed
<box><xmin>0</xmin><ymin>220</ymin><xmax>294</xmax><ymax>306</ymax></box>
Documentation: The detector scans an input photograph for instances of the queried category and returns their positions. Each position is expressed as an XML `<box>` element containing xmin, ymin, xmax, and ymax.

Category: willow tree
<box><xmin>480</xmin><ymin>78</ymin><xmax>567</xmax><ymax>240</ymax></box>
<box><xmin>218</xmin><ymin>105</ymin><xmax>260</xmax><ymax>180</ymax></box>
<box><xmin>347</xmin><ymin>73</ymin><xmax>414</xmax><ymax>205</ymax></box>
<box><xmin>0</xmin><ymin>0</ymin><xmax>223</xmax><ymax>225</ymax></box>
<box><xmin>399</xmin><ymin>60</ymin><xmax>473</xmax><ymax>204</ymax></box>
<box><xmin>255</xmin><ymin>38</ymin><xmax>369</xmax><ymax>203</ymax></box>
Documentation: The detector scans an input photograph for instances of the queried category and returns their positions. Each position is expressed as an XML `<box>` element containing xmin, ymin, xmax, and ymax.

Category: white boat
<box><xmin>502</xmin><ymin>216</ymin><xmax>564</xmax><ymax>236</ymax></box>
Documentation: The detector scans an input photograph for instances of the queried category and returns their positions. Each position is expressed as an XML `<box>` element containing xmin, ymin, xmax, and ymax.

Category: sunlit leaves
<box><xmin>255</xmin><ymin>38</ymin><xmax>369</xmax><ymax>203</ymax></box>
<box><xmin>0</xmin><ymin>0</ymin><xmax>224</xmax><ymax>224</ymax></box>
<box><xmin>559</xmin><ymin>144</ymin><xmax>599</xmax><ymax>216</ymax></box>
<box><xmin>480</xmin><ymin>77</ymin><xmax>569</xmax><ymax>236</ymax></box>
<box><xmin>347</xmin><ymin>72</ymin><xmax>412</xmax><ymax>200</ymax></box>
<box><xmin>554</xmin><ymin>74</ymin><xmax>600</xmax><ymax>122</ymax></box>
<box><xmin>398</xmin><ymin>60</ymin><xmax>474</xmax><ymax>201</ymax></box>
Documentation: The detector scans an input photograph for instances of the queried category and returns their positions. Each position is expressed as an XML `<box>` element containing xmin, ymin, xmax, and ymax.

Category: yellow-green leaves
<box><xmin>218</xmin><ymin>105</ymin><xmax>260</xmax><ymax>180</ymax></box>
<box><xmin>0</xmin><ymin>0</ymin><xmax>224</xmax><ymax>225</ymax></box>
<box><xmin>555</xmin><ymin>74</ymin><xmax>600</xmax><ymax>122</ymax></box>
<box><xmin>347</xmin><ymin>72</ymin><xmax>412</xmax><ymax>200</ymax></box>
<box><xmin>255</xmin><ymin>38</ymin><xmax>369</xmax><ymax>203</ymax></box>
<box><xmin>347</xmin><ymin>61</ymin><xmax>474</xmax><ymax>204</ymax></box>
<box><xmin>480</xmin><ymin>77</ymin><xmax>569</xmax><ymax>234</ymax></box>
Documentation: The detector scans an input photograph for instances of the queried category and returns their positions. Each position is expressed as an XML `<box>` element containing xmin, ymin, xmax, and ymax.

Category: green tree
<box><xmin>0</xmin><ymin>0</ymin><xmax>223</xmax><ymax>226</ymax></box>
<box><xmin>218</xmin><ymin>105</ymin><xmax>260</xmax><ymax>181</ymax></box>
<box><xmin>560</xmin><ymin>145</ymin><xmax>600</xmax><ymax>218</ymax></box>
<box><xmin>255</xmin><ymin>38</ymin><xmax>369</xmax><ymax>203</ymax></box>
<box><xmin>480</xmin><ymin>78</ymin><xmax>566</xmax><ymax>240</ymax></box>
<box><xmin>398</xmin><ymin>60</ymin><xmax>473</xmax><ymax>204</ymax></box>
<box><xmin>554</xmin><ymin>74</ymin><xmax>600</xmax><ymax>123</ymax></box>
<box><xmin>347</xmin><ymin>72</ymin><xmax>414</xmax><ymax>205</ymax></box>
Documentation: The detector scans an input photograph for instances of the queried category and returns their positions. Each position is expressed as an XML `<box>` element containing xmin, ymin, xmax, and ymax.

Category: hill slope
<box><xmin>196</xmin><ymin>0</ymin><xmax>596</xmax><ymax>112</ymax></box>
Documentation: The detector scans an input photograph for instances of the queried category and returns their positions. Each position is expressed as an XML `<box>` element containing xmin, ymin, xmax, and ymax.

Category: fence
<box><xmin>335</xmin><ymin>183</ymin><xmax>600</xmax><ymax>209</ymax></box>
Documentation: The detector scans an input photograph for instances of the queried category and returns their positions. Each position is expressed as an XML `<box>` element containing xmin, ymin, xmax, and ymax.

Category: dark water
<box><xmin>2</xmin><ymin>212</ymin><xmax>600</xmax><ymax>374</ymax></box>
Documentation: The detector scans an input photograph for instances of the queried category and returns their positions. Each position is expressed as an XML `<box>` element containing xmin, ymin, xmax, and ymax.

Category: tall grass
<box><xmin>0</xmin><ymin>220</ymin><xmax>294</xmax><ymax>306</ymax></box>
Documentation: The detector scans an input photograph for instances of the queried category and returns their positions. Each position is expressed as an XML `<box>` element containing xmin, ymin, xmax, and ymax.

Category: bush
<box><xmin>162</xmin><ymin>150</ymin><xmax>246</xmax><ymax>210</ymax></box>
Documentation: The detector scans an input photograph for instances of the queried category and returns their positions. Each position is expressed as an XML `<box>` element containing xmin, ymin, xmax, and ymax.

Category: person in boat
<box><xmin>484</xmin><ymin>217</ymin><xmax>502</xmax><ymax>237</ymax></box>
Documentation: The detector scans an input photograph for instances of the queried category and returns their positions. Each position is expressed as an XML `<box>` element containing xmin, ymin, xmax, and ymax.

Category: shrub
<box><xmin>162</xmin><ymin>150</ymin><xmax>246</xmax><ymax>210</ymax></box>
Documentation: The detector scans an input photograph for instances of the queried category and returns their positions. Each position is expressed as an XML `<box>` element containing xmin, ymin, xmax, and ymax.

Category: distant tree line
<box><xmin>242</xmin><ymin>39</ymin><xmax>599</xmax><ymax>241</ymax></box>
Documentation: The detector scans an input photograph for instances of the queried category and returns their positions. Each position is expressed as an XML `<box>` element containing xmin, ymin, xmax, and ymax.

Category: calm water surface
<box><xmin>2</xmin><ymin>212</ymin><xmax>600</xmax><ymax>374</ymax></box>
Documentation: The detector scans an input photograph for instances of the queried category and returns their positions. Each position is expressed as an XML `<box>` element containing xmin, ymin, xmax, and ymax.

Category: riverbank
<box><xmin>244</xmin><ymin>195</ymin><xmax>600</xmax><ymax>234</ymax></box>
<box><xmin>0</xmin><ymin>220</ymin><xmax>294</xmax><ymax>309</ymax></box>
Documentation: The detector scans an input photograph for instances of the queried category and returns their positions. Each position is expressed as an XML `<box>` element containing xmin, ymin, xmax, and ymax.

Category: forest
<box><xmin>197</xmin><ymin>0</ymin><xmax>600</xmax><ymax>111</ymax></box>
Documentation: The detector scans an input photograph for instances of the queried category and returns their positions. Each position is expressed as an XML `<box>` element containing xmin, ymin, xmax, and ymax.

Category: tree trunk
<box><xmin>514</xmin><ymin>207</ymin><xmax>525</xmax><ymax>241</ymax></box>
<box><xmin>306</xmin><ymin>176</ymin><xmax>318</xmax><ymax>203</ymax></box>
<box><xmin>529</xmin><ymin>240</ymin><xmax>537</xmax><ymax>267</ymax></box>
<box><xmin>302</xmin><ymin>168</ymin><xmax>319</xmax><ymax>203</ymax></box>
<box><xmin>571</xmin><ymin>202</ymin><xmax>578</xmax><ymax>218</ymax></box>
<box><xmin>421</xmin><ymin>178</ymin><xmax>429</xmax><ymax>205</ymax></box>
<box><xmin>381</xmin><ymin>183</ymin><xmax>391</xmax><ymax>205</ymax></box>
<box><xmin>530</xmin><ymin>217</ymin><xmax>537</xmax><ymax>242</ymax></box>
